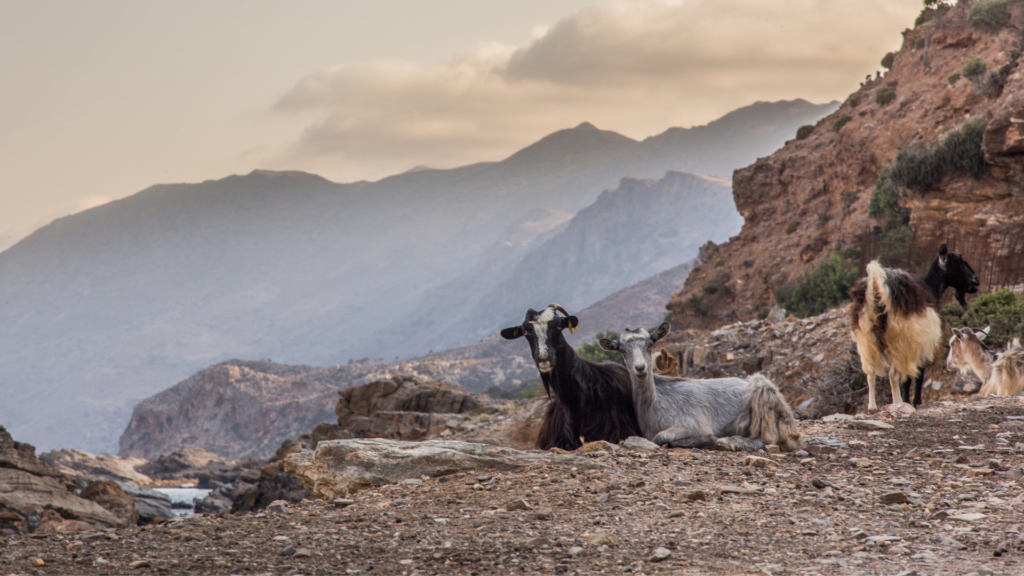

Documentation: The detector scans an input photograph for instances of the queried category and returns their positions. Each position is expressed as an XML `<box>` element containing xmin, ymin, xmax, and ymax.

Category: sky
<box><xmin>0</xmin><ymin>0</ymin><xmax>921</xmax><ymax>251</ymax></box>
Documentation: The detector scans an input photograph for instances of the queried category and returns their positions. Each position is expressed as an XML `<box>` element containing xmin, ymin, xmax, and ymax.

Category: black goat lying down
<box><xmin>501</xmin><ymin>304</ymin><xmax>641</xmax><ymax>450</ymax></box>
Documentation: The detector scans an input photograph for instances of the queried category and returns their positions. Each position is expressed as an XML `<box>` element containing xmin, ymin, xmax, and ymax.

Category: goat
<box><xmin>849</xmin><ymin>245</ymin><xmax>980</xmax><ymax>411</ymax></box>
<box><xmin>599</xmin><ymin>323</ymin><xmax>800</xmax><ymax>452</ymax></box>
<box><xmin>653</xmin><ymin>347</ymin><xmax>680</xmax><ymax>377</ymax></box>
<box><xmin>946</xmin><ymin>327</ymin><xmax>995</xmax><ymax>386</ymax></box>
<box><xmin>500</xmin><ymin>304</ymin><xmax>641</xmax><ymax>450</ymax></box>
<box><xmin>983</xmin><ymin>338</ymin><xmax>1024</xmax><ymax>397</ymax></box>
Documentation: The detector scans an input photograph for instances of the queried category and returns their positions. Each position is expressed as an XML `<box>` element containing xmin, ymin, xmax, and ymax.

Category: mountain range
<box><xmin>0</xmin><ymin>99</ymin><xmax>837</xmax><ymax>454</ymax></box>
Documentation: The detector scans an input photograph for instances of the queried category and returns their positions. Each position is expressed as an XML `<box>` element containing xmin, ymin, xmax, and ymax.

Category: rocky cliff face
<box><xmin>667</xmin><ymin>4</ymin><xmax>1024</xmax><ymax>329</ymax></box>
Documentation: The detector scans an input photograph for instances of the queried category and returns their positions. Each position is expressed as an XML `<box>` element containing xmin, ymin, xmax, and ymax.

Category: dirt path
<box><xmin>4</xmin><ymin>397</ymin><xmax>1024</xmax><ymax>576</ymax></box>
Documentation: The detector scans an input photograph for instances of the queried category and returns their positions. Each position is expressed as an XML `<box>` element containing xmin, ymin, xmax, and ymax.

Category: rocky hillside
<box><xmin>668</xmin><ymin>4</ymin><xmax>1024</xmax><ymax>329</ymax></box>
<box><xmin>0</xmin><ymin>100</ymin><xmax>835</xmax><ymax>454</ymax></box>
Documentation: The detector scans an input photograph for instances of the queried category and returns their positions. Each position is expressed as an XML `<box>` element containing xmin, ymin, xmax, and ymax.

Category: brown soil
<box><xmin>5</xmin><ymin>398</ymin><xmax>1024</xmax><ymax>575</ymax></box>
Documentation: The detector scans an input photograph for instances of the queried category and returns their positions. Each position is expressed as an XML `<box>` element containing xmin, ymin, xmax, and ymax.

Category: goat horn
<box><xmin>548</xmin><ymin>304</ymin><xmax>571</xmax><ymax>317</ymax></box>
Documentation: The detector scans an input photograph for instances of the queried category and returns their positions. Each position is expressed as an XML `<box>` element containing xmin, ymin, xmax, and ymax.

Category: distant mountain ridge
<box><xmin>0</xmin><ymin>99</ymin><xmax>837</xmax><ymax>454</ymax></box>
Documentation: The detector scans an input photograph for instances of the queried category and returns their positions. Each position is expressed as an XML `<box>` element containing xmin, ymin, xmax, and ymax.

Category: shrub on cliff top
<box><xmin>832</xmin><ymin>114</ymin><xmax>852</xmax><ymax>131</ymax></box>
<box><xmin>774</xmin><ymin>254</ymin><xmax>858</xmax><ymax>319</ymax></box>
<box><xmin>943</xmin><ymin>290</ymin><xmax>1024</xmax><ymax>350</ymax></box>
<box><xmin>796</xmin><ymin>125</ymin><xmax>815</xmax><ymax>140</ymax></box>
<box><xmin>881</xmin><ymin>52</ymin><xmax>895</xmax><ymax>69</ymax></box>
<box><xmin>963</xmin><ymin>57</ymin><xmax>988</xmax><ymax>81</ymax></box>
<box><xmin>875</xmin><ymin>118</ymin><xmax>987</xmax><ymax>199</ymax></box>
<box><xmin>875</xmin><ymin>87</ymin><xmax>897</xmax><ymax>105</ymax></box>
<box><xmin>969</xmin><ymin>0</ymin><xmax>1024</xmax><ymax>30</ymax></box>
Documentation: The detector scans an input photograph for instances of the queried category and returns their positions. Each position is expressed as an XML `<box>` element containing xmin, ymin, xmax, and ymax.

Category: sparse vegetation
<box><xmin>774</xmin><ymin>254</ymin><xmax>858</xmax><ymax>319</ymax></box>
<box><xmin>576</xmin><ymin>331</ymin><xmax>625</xmax><ymax>365</ymax></box>
<box><xmin>702</xmin><ymin>281</ymin><xmax>719</xmax><ymax>295</ymax></box>
<box><xmin>796</xmin><ymin>125</ymin><xmax>815</xmax><ymax>140</ymax></box>
<box><xmin>943</xmin><ymin>289</ymin><xmax>1024</xmax><ymax>350</ymax></box>
<box><xmin>881</xmin><ymin>52</ymin><xmax>895</xmax><ymax>69</ymax></box>
<box><xmin>785</xmin><ymin>221</ymin><xmax>799</xmax><ymax>235</ymax></box>
<box><xmin>948</xmin><ymin>72</ymin><xmax>961</xmax><ymax>85</ymax></box>
<box><xmin>899</xmin><ymin>100</ymin><xmax>910</xmax><ymax>111</ymax></box>
<box><xmin>847</xmin><ymin>95</ymin><xmax>860</xmax><ymax>108</ymax></box>
<box><xmin>914</xmin><ymin>37</ymin><xmax>927</xmax><ymax>49</ymax></box>
<box><xmin>875</xmin><ymin>87</ymin><xmax>897</xmax><ymax>105</ymax></box>
<box><xmin>756</xmin><ymin>305</ymin><xmax>770</xmax><ymax>321</ymax></box>
<box><xmin>963</xmin><ymin>57</ymin><xmax>988</xmax><ymax>81</ymax></box>
<box><xmin>832</xmin><ymin>114</ymin><xmax>852</xmax><ymax>132</ymax></box>
<box><xmin>713</xmin><ymin>258</ymin><xmax>725</xmax><ymax>268</ymax></box>
<box><xmin>969</xmin><ymin>0</ymin><xmax>1024</xmax><ymax>30</ymax></box>
<box><xmin>689</xmin><ymin>293</ymin><xmax>708</xmax><ymax>317</ymax></box>
<box><xmin>697</xmin><ymin>240</ymin><xmax>718</xmax><ymax>264</ymax></box>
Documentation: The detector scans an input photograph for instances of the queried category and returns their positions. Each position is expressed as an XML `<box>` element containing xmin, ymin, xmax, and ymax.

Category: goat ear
<box><xmin>599</xmin><ymin>338</ymin><xmax>620</xmax><ymax>352</ymax></box>
<box><xmin>559</xmin><ymin>315</ymin><xmax>579</xmax><ymax>333</ymax></box>
<box><xmin>500</xmin><ymin>326</ymin><xmax>525</xmax><ymax>340</ymax></box>
<box><xmin>650</xmin><ymin>321</ymin><xmax>671</xmax><ymax>342</ymax></box>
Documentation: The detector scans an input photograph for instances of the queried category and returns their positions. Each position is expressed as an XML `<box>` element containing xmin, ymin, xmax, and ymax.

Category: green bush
<box><xmin>870</xmin><ymin>119</ymin><xmax>987</xmax><ymax>223</ymax></box>
<box><xmin>796</xmin><ymin>125</ymin><xmax>815</xmax><ymax>140</ymax></box>
<box><xmin>963</xmin><ymin>57</ymin><xmax>988</xmax><ymax>81</ymax></box>
<box><xmin>785</xmin><ymin>221</ymin><xmax>799</xmax><ymax>235</ymax></box>
<box><xmin>943</xmin><ymin>290</ymin><xmax>1024</xmax><ymax>350</ymax></box>
<box><xmin>832</xmin><ymin>114</ymin><xmax>852</xmax><ymax>131</ymax></box>
<box><xmin>713</xmin><ymin>258</ymin><xmax>725</xmax><ymax>268</ymax></box>
<box><xmin>948</xmin><ymin>72</ymin><xmax>961</xmax><ymax>85</ymax></box>
<box><xmin>881</xmin><ymin>52</ymin><xmax>895</xmax><ymax>69</ymax></box>
<box><xmin>848</xmin><ymin>95</ymin><xmax>861</xmax><ymax>108</ymax></box>
<box><xmin>774</xmin><ymin>254</ymin><xmax>859</xmax><ymax>318</ymax></box>
<box><xmin>875</xmin><ymin>87</ymin><xmax>897</xmax><ymax>105</ymax></box>
<box><xmin>577</xmin><ymin>331</ymin><xmax>625</xmax><ymax>365</ymax></box>
<box><xmin>969</xmin><ymin>0</ymin><xmax>1023</xmax><ymax>30</ymax></box>
<box><xmin>702</xmin><ymin>281</ymin><xmax>719</xmax><ymax>295</ymax></box>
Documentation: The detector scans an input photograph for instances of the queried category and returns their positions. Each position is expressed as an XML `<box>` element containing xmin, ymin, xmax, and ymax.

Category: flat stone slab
<box><xmin>947</xmin><ymin>513</ymin><xmax>987</xmax><ymax>522</ymax></box>
<box><xmin>849</xmin><ymin>420</ymin><xmax>894</xmax><ymax>430</ymax></box>
<box><xmin>283</xmin><ymin>439</ymin><xmax>606</xmax><ymax>499</ymax></box>
<box><xmin>621</xmin><ymin>436</ymin><xmax>660</xmax><ymax>451</ymax></box>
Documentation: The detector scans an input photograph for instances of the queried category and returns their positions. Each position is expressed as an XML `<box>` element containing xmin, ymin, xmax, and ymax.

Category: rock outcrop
<box><xmin>282</xmin><ymin>439</ymin><xmax>606</xmax><ymax>499</ymax></box>
<box><xmin>40</xmin><ymin>449</ymin><xmax>151</xmax><ymax>483</ymax></box>
<box><xmin>335</xmin><ymin>375</ymin><xmax>494</xmax><ymax>441</ymax></box>
<box><xmin>80</xmin><ymin>480</ymin><xmax>139</xmax><ymax>526</ymax></box>
<box><xmin>0</xmin><ymin>425</ymin><xmax>125</xmax><ymax>535</ymax></box>
<box><xmin>667</xmin><ymin>4</ymin><xmax>1024</xmax><ymax>329</ymax></box>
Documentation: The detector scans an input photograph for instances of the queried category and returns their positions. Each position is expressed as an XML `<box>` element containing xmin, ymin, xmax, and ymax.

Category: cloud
<box><xmin>271</xmin><ymin>0</ymin><xmax>920</xmax><ymax>182</ymax></box>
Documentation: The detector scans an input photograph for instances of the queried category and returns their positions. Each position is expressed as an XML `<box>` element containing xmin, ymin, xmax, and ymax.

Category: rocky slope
<box><xmin>6</xmin><ymin>398</ymin><xmax>1024</xmax><ymax>575</ymax></box>
<box><xmin>668</xmin><ymin>4</ymin><xmax>1024</xmax><ymax>329</ymax></box>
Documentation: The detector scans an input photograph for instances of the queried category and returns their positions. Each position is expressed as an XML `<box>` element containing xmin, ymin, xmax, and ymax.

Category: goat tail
<box><xmin>744</xmin><ymin>374</ymin><xmax>801</xmax><ymax>452</ymax></box>
<box><xmin>864</xmin><ymin>260</ymin><xmax>890</xmax><ymax>321</ymax></box>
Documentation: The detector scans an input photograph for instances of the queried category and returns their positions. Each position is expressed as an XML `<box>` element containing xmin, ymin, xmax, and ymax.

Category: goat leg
<box><xmin>888</xmin><ymin>366</ymin><xmax>907</xmax><ymax>408</ymax></box>
<box><xmin>867</xmin><ymin>374</ymin><xmax>878</xmax><ymax>413</ymax></box>
<box><xmin>900</xmin><ymin>376</ymin><xmax>912</xmax><ymax>408</ymax></box>
<box><xmin>653</xmin><ymin>426</ymin><xmax>716</xmax><ymax>449</ymax></box>
<box><xmin>913</xmin><ymin>372</ymin><xmax>925</xmax><ymax>407</ymax></box>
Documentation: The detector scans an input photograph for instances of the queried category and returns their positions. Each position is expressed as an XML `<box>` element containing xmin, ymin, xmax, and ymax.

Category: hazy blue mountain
<box><xmin>0</xmin><ymin>99</ymin><xmax>836</xmax><ymax>453</ymax></box>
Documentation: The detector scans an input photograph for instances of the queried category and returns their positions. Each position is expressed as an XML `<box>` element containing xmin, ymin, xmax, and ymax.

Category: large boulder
<box><xmin>136</xmin><ymin>446</ymin><xmax>241</xmax><ymax>487</ymax></box>
<box><xmin>282</xmin><ymin>438</ymin><xmax>606</xmax><ymax>499</ymax></box>
<box><xmin>0</xmin><ymin>425</ymin><xmax>126</xmax><ymax>534</ymax></box>
<box><xmin>231</xmin><ymin>461</ymin><xmax>310</xmax><ymax>512</ymax></box>
<box><xmin>40</xmin><ymin>449</ymin><xmax>151</xmax><ymax>483</ymax></box>
<box><xmin>114</xmin><ymin>481</ymin><xmax>175</xmax><ymax>523</ymax></box>
<box><xmin>336</xmin><ymin>375</ymin><xmax>494</xmax><ymax>441</ymax></box>
<box><xmin>81</xmin><ymin>480</ymin><xmax>139</xmax><ymax>526</ymax></box>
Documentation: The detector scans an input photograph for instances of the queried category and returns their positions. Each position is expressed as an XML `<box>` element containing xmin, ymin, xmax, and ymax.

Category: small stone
<box><xmin>526</xmin><ymin>537</ymin><xmax>553</xmax><ymax>548</ymax></box>
<box><xmin>568</xmin><ymin>546</ymin><xmax>585</xmax><ymax>557</ymax></box>
<box><xmin>280</xmin><ymin>545</ymin><xmax>296</xmax><ymax>556</ymax></box>
<box><xmin>936</xmin><ymin>536</ymin><xmax>968</xmax><ymax>549</ymax></box>
<box><xmin>888</xmin><ymin>545</ymin><xmax>911</xmax><ymax>555</ymax></box>
<box><xmin>294</xmin><ymin>548</ymin><xmax>312</xmax><ymax>558</ymax></box>
<box><xmin>746</xmin><ymin>455</ymin><xmax>776</xmax><ymax>468</ymax></box>
<box><xmin>811</xmin><ymin>478</ymin><xmax>832</xmax><ymax>490</ymax></box>
<box><xmin>272</xmin><ymin>535</ymin><xmax>290</xmax><ymax>541</ymax></box>
<box><xmin>533</xmin><ymin>509</ymin><xmax>552</xmax><ymax>521</ymax></box>
<box><xmin>799</xmin><ymin>458</ymin><xmax>815</xmax><ymax>465</ymax></box>
<box><xmin>666</xmin><ymin>511</ymin><xmax>685</xmax><ymax>518</ymax></box>
<box><xmin>880</xmin><ymin>492</ymin><xmax>909</xmax><ymax>504</ymax></box>
<box><xmin>895</xmin><ymin>570</ymin><xmax>918</xmax><ymax>575</ymax></box>
<box><xmin>680</xmin><ymin>489</ymin><xmax>707</xmax><ymax>501</ymax></box>
<box><xmin>793</xmin><ymin>450</ymin><xmax>810</xmax><ymax>457</ymax></box>
<box><xmin>821</xmin><ymin>413</ymin><xmax>854</xmax><ymax>422</ymax></box>
<box><xmin>849</xmin><ymin>420</ymin><xmax>894</xmax><ymax>430</ymax></box>
<box><xmin>649</xmin><ymin>547</ymin><xmax>671</xmax><ymax>562</ymax></box>
<box><xmin>765</xmin><ymin>444</ymin><xmax>781</xmax><ymax>454</ymax></box>
<box><xmin>622</xmin><ymin>436</ymin><xmax>661</xmax><ymax>451</ymax></box>
<box><xmin>578</xmin><ymin>441</ymin><xmax>619</xmax><ymax>454</ymax></box>
<box><xmin>721</xmin><ymin>485</ymin><xmax>758</xmax><ymax>495</ymax></box>
<box><xmin>401</xmin><ymin>478</ymin><xmax>423</xmax><ymax>485</ymax></box>
<box><xmin>506</xmin><ymin>498</ymin><xmax>532</xmax><ymax>511</ymax></box>
<box><xmin>129</xmin><ymin>560</ymin><xmax>151</xmax><ymax>569</ymax></box>
<box><xmin>967</xmin><ymin>468</ymin><xmax>994</xmax><ymax>477</ymax></box>
<box><xmin>585</xmin><ymin>533</ymin><xmax>617</xmax><ymax>546</ymax></box>
<box><xmin>807</xmin><ymin>445</ymin><xmax>837</xmax><ymax>455</ymax></box>
<box><xmin>847</xmin><ymin>440</ymin><xmax>867</xmax><ymax>448</ymax></box>
<box><xmin>596</xmin><ymin>494</ymin><xmax>610</xmax><ymax>503</ymax></box>
<box><xmin>333</xmin><ymin>498</ymin><xmax>356</xmax><ymax>508</ymax></box>
<box><xmin>475</xmin><ymin>475</ymin><xmax>493</xmax><ymax>483</ymax></box>
<box><xmin>267</xmin><ymin>500</ymin><xmax>291</xmax><ymax>514</ymax></box>
<box><xmin>399</xmin><ymin>559</ymin><xmax>414</xmax><ymax>565</ymax></box>
<box><xmin>948</xmin><ymin>513</ymin><xmax>987</xmax><ymax>522</ymax></box>
<box><xmin>33</xmin><ymin>558</ymin><xmax>45</xmax><ymax>567</ymax></box>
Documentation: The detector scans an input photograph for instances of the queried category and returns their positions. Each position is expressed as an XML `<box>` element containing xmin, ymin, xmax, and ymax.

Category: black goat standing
<box><xmin>501</xmin><ymin>304</ymin><xmax>640</xmax><ymax>450</ymax></box>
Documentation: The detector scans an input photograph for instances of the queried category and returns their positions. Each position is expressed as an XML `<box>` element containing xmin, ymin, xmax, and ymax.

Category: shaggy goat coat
<box><xmin>849</xmin><ymin>261</ymin><xmax>943</xmax><ymax>409</ymax></box>
<box><xmin>983</xmin><ymin>338</ymin><xmax>1024</xmax><ymax>397</ymax></box>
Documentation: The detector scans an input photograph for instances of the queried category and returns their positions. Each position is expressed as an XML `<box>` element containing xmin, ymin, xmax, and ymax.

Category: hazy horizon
<box><xmin>1</xmin><ymin>0</ymin><xmax>920</xmax><ymax>251</ymax></box>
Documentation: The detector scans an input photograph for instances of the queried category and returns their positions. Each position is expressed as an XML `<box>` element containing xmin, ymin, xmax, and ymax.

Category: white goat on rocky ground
<box><xmin>600</xmin><ymin>323</ymin><xmax>801</xmax><ymax>452</ymax></box>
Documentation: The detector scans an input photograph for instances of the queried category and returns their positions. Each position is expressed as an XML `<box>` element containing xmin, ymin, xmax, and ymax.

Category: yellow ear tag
<box><xmin>579</xmin><ymin>435</ymin><xmax>586</xmax><ymax>445</ymax></box>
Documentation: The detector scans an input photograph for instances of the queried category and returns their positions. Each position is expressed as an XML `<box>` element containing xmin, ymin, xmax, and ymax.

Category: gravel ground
<box><xmin>4</xmin><ymin>397</ymin><xmax>1024</xmax><ymax>576</ymax></box>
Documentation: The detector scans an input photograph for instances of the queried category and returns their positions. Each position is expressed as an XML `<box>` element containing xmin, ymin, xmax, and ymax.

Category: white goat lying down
<box><xmin>948</xmin><ymin>328</ymin><xmax>1024</xmax><ymax>397</ymax></box>
<box><xmin>600</xmin><ymin>323</ymin><xmax>801</xmax><ymax>452</ymax></box>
